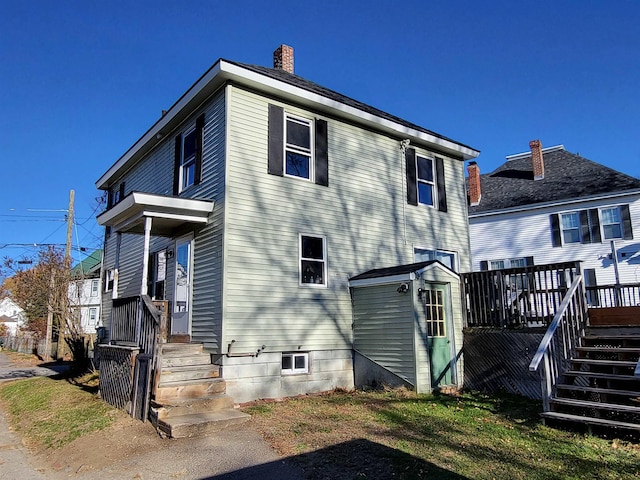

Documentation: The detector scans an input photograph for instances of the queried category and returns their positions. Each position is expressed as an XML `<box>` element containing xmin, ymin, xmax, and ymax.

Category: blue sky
<box><xmin>1</xmin><ymin>0</ymin><xmax>639</xmax><ymax>270</ymax></box>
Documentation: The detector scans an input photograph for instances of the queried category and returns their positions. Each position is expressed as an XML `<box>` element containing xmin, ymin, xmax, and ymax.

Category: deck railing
<box><xmin>528</xmin><ymin>275</ymin><xmax>588</xmax><ymax>412</ymax></box>
<box><xmin>585</xmin><ymin>283</ymin><xmax>640</xmax><ymax>308</ymax></box>
<box><xmin>111</xmin><ymin>295</ymin><xmax>164</xmax><ymax>356</ymax></box>
<box><xmin>461</xmin><ymin>261</ymin><xmax>581</xmax><ymax>328</ymax></box>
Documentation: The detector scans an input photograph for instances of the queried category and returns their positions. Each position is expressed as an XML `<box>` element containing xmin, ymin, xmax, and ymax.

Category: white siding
<box><xmin>469</xmin><ymin>195</ymin><xmax>640</xmax><ymax>285</ymax></box>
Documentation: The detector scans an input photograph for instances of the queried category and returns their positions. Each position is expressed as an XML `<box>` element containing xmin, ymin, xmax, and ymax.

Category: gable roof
<box><xmin>70</xmin><ymin>250</ymin><xmax>103</xmax><ymax>278</ymax></box>
<box><xmin>97</xmin><ymin>56</ymin><xmax>479</xmax><ymax>189</ymax></box>
<box><xmin>349</xmin><ymin>260</ymin><xmax>458</xmax><ymax>284</ymax></box>
<box><xmin>468</xmin><ymin>146</ymin><xmax>640</xmax><ymax>215</ymax></box>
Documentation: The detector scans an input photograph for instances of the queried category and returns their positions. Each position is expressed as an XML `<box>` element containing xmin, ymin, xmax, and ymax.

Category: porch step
<box><xmin>159</xmin><ymin>364</ymin><xmax>220</xmax><ymax>383</ymax></box>
<box><xmin>563</xmin><ymin>370</ymin><xmax>640</xmax><ymax>383</ymax></box>
<box><xmin>550</xmin><ymin>397</ymin><xmax>640</xmax><ymax>414</ymax></box>
<box><xmin>569</xmin><ymin>358</ymin><xmax>637</xmax><ymax>369</ymax></box>
<box><xmin>540</xmin><ymin>411</ymin><xmax>640</xmax><ymax>432</ymax></box>
<box><xmin>155</xmin><ymin>409</ymin><xmax>250</xmax><ymax>439</ymax></box>
<box><xmin>162</xmin><ymin>353</ymin><xmax>212</xmax><ymax>368</ymax></box>
<box><xmin>160</xmin><ymin>343</ymin><xmax>204</xmax><ymax>355</ymax></box>
<box><xmin>556</xmin><ymin>384</ymin><xmax>640</xmax><ymax>399</ymax></box>
<box><xmin>152</xmin><ymin>394</ymin><xmax>235</xmax><ymax>418</ymax></box>
<box><xmin>155</xmin><ymin>377</ymin><xmax>227</xmax><ymax>403</ymax></box>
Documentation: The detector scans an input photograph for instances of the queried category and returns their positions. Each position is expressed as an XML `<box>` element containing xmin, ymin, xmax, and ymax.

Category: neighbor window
<box><xmin>300</xmin><ymin>234</ymin><xmax>326</xmax><ymax>286</ymax></box>
<box><xmin>91</xmin><ymin>279</ymin><xmax>99</xmax><ymax>297</ymax></box>
<box><xmin>89</xmin><ymin>308</ymin><xmax>98</xmax><ymax>326</ymax></box>
<box><xmin>416</xmin><ymin>155</ymin><xmax>435</xmax><ymax>206</ymax></box>
<box><xmin>489</xmin><ymin>257</ymin><xmax>528</xmax><ymax>270</ymax></box>
<box><xmin>601</xmin><ymin>207</ymin><xmax>623</xmax><ymax>239</ymax></box>
<box><xmin>560</xmin><ymin>212</ymin><xmax>581</xmax><ymax>244</ymax></box>
<box><xmin>414</xmin><ymin>248</ymin><xmax>457</xmax><ymax>272</ymax></box>
<box><xmin>282</xmin><ymin>352</ymin><xmax>309</xmax><ymax>374</ymax></box>
<box><xmin>285</xmin><ymin>114</ymin><xmax>313</xmax><ymax>180</ymax></box>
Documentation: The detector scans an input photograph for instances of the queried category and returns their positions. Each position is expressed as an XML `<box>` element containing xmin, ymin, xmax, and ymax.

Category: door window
<box><xmin>174</xmin><ymin>240</ymin><xmax>191</xmax><ymax>314</ymax></box>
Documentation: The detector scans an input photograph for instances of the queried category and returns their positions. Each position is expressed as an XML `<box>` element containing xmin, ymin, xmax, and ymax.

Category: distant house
<box><xmin>95</xmin><ymin>45</ymin><xmax>479</xmax><ymax>406</ymax></box>
<box><xmin>468</xmin><ymin>140</ymin><xmax>640</xmax><ymax>292</ymax></box>
<box><xmin>0</xmin><ymin>297</ymin><xmax>26</xmax><ymax>335</ymax></box>
<box><xmin>68</xmin><ymin>250</ymin><xmax>103</xmax><ymax>333</ymax></box>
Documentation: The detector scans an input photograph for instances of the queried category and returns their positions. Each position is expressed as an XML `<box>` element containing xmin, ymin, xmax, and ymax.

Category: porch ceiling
<box><xmin>96</xmin><ymin>192</ymin><xmax>214</xmax><ymax>236</ymax></box>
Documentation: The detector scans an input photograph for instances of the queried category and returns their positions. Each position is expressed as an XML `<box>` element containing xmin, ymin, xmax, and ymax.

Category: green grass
<box><xmin>0</xmin><ymin>376</ymin><xmax>117</xmax><ymax>449</ymax></box>
<box><xmin>245</xmin><ymin>390</ymin><xmax>640</xmax><ymax>480</ymax></box>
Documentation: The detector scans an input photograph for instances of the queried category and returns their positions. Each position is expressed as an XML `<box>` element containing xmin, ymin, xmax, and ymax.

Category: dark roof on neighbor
<box><xmin>71</xmin><ymin>250</ymin><xmax>103</xmax><ymax>278</ymax></box>
<box><xmin>230</xmin><ymin>61</ymin><xmax>477</xmax><ymax>154</ymax></box>
<box><xmin>468</xmin><ymin>147</ymin><xmax>640</xmax><ymax>214</ymax></box>
<box><xmin>349</xmin><ymin>260</ymin><xmax>452</xmax><ymax>281</ymax></box>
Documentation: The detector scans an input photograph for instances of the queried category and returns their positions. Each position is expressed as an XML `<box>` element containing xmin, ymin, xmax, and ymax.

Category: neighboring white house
<box><xmin>68</xmin><ymin>250</ymin><xmax>103</xmax><ymax>333</ymax></box>
<box><xmin>468</xmin><ymin>140</ymin><xmax>640</xmax><ymax>290</ymax></box>
<box><xmin>0</xmin><ymin>297</ymin><xmax>26</xmax><ymax>335</ymax></box>
<box><xmin>95</xmin><ymin>45</ymin><xmax>479</xmax><ymax>403</ymax></box>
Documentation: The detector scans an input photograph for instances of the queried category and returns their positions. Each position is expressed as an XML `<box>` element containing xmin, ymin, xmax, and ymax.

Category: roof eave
<box><xmin>96</xmin><ymin>60</ymin><xmax>479</xmax><ymax>189</ymax></box>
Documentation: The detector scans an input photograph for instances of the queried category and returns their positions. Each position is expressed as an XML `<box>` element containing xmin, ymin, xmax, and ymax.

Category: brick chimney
<box><xmin>467</xmin><ymin>161</ymin><xmax>481</xmax><ymax>206</ymax></box>
<box><xmin>530</xmin><ymin>139</ymin><xmax>545</xmax><ymax>180</ymax></box>
<box><xmin>273</xmin><ymin>44</ymin><xmax>294</xmax><ymax>74</ymax></box>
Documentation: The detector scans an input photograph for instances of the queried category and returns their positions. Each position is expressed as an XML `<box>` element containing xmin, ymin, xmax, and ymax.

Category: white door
<box><xmin>172</xmin><ymin>235</ymin><xmax>193</xmax><ymax>336</ymax></box>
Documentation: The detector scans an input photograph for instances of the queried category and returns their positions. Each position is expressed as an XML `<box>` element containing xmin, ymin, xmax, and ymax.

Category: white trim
<box><xmin>284</xmin><ymin>112</ymin><xmax>314</xmax><ymax>181</ymax></box>
<box><xmin>505</xmin><ymin>144</ymin><xmax>565</xmax><ymax>161</ymax></box>
<box><xmin>416</xmin><ymin>154</ymin><xmax>436</xmax><ymax>207</ymax></box>
<box><xmin>349</xmin><ymin>272</ymin><xmax>416</xmax><ymax>288</ymax></box>
<box><xmin>281</xmin><ymin>352</ymin><xmax>309</xmax><ymax>375</ymax></box>
<box><xmin>299</xmin><ymin>233</ymin><xmax>327</xmax><ymax>288</ymax></box>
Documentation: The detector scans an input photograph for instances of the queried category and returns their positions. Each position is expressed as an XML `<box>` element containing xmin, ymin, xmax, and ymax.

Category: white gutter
<box><xmin>97</xmin><ymin>60</ymin><xmax>479</xmax><ymax>189</ymax></box>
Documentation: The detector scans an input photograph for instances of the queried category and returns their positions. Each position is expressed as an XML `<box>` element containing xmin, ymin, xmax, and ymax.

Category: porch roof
<box><xmin>349</xmin><ymin>260</ymin><xmax>458</xmax><ymax>287</ymax></box>
<box><xmin>96</xmin><ymin>192</ymin><xmax>214</xmax><ymax>236</ymax></box>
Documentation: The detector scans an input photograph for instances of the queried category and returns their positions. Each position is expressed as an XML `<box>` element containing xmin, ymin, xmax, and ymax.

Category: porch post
<box><xmin>141</xmin><ymin>216</ymin><xmax>152</xmax><ymax>296</ymax></box>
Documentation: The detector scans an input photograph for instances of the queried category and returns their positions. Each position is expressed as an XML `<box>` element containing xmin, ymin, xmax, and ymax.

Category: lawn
<box><xmin>244</xmin><ymin>388</ymin><xmax>640</xmax><ymax>480</ymax></box>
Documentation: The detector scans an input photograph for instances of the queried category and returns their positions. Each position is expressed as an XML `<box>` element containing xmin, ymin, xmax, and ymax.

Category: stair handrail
<box><xmin>529</xmin><ymin>274</ymin><xmax>588</xmax><ymax>411</ymax></box>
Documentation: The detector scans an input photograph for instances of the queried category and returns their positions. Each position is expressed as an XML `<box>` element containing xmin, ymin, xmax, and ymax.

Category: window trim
<box><xmin>91</xmin><ymin>279</ymin><xmax>99</xmax><ymax>297</ymax></box>
<box><xmin>179</xmin><ymin>125</ymin><xmax>197</xmax><ymax>192</ymax></box>
<box><xmin>282</xmin><ymin>352</ymin><xmax>309</xmax><ymax>375</ymax></box>
<box><xmin>284</xmin><ymin>113</ymin><xmax>314</xmax><ymax>181</ymax></box>
<box><xmin>600</xmin><ymin>206</ymin><xmax>623</xmax><ymax>240</ymax></box>
<box><xmin>414</xmin><ymin>246</ymin><xmax>458</xmax><ymax>272</ymax></box>
<box><xmin>299</xmin><ymin>233</ymin><xmax>327</xmax><ymax>288</ymax></box>
<box><xmin>488</xmin><ymin>257</ymin><xmax>529</xmax><ymax>270</ymax></box>
<box><xmin>104</xmin><ymin>269</ymin><xmax>115</xmax><ymax>293</ymax></box>
<box><xmin>415</xmin><ymin>154</ymin><xmax>436</xmax><ymax>207</ymax></box>
<box><xmin>89</xmin><ymin>307</ymin><xmax>98</xmax><ymax>326</ymax></box>
<box><xmin>559</xmin><ymin>211</ymin><xmax>581</xmax><ymax>244</ymax></box>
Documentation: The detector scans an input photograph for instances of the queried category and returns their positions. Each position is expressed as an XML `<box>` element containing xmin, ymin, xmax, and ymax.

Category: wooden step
<box><xmin>540</xmin><ymin>411</ymin><xmax>640</xmax><ymax>432</ymax></box>
<box><xmin>550</xmin><ymin>398</ymin><xmax>640</xmax><ymax>414</ymax></box>
<box><xmin>156</xmin><ymin>409</ymin><xmax>251</xmax><ymax>438</ymax></box>
<box><xmin>155</xmin><ymin>378</ymin><xmax>227</xmax><ymax>403</ymax></box>
<box><xmin>162</xmin><ymin>353</ymin><xmax>212</xmax><ymax>368</ymax></box>
<box><xmin>160</xmin><ymin>343</ymin><xmax>204</xmax><ymax>355</ymax></box>
<box><xmin>160</xmin><ymin>364</ymin><xmax>219</xmax><ymax>383</ymax></box>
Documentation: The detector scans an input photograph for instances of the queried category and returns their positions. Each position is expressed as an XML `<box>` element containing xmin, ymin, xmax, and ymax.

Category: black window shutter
<box><xmin>194</xmin><ymin>114</ymin><xmax>205</xmax><ymax>186</ymax></box>
<box><xmin>315</xmin><ymin>119</ymin><xmax>328</xmax><ymax>186</ymax></box>
<box><xmin>579</xmin><ymin>210</ymin><xmax>590</xmax><ymax>244</ymax></box>
<box><xmin>550</xmin><ymin>214</ymin><xmax>561</xmax><ymax>247</ymax></box>
<box><xmin>173</xmin><ymin>134</ymin><xmax>181</xmax><ymax>195</ymax></box>
<box><xmin>405</xmin><ymin>148</ymin><xmax>417</xmax><ymax>206</ymax></box>
<box><xmin>107</xmin><ymin>189</ymin><xmax>113</xmax><ymax>209</ymax></box>
<box><xmin>621</xmin><ymin>204</ymin><xmax>633</xmax><ymax>239</ymax></box>
<box><xmin>268</xmin><ymin>104</ymin><xmax>284</xmax><ymax>176</ymax></box>
<box><xmin>479</xmin><ymin>260</ymin><xmax>488</xmax><ymax>271</ymax></box>
<box><xmin>119</xmin><ymin>182</ymin><xmax>125</xmax><ymax>202</ymax></box>
<box><xmin>435</xmin><ymin>157</ymin><xmax>447</xmax><ymax>212</ymax></box>
<box><xmin>525</xmin><ymin>256</ymin><xmax>534</xmax><ymax>266</ymax></box>
<box><xmin>588</xmin><ymin>209</ymin><xmax>601</xmax><ymax>243</ymax></box>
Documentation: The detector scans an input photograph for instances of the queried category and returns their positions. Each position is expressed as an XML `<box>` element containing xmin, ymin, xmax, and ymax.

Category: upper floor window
<box><xmin>104</xmin><ymin>269</ymin><xmax>114</xmax><ymax>292</ymax></box>
<box><xmin>560</xmin><ymin>212</ymin><xmax>581</xmax><ymax>244</ymax></box>
<box><xmin>601</xmin><ymin>207</ymin><xmax>622</xmax><ymax>239</ymax></box>
<box><xmin>285</xmin><ymin>114</ymin><xmax>313</xmax><ymax>180</ymax></box>
<box><xmin>300</xmin><ymin>234</ymin><xmax>327</xmax><ymax>286</ymax></box>
<box><xmin>268</xmin><ymin>104</ymin><xmax>329</xmax><ymax>186</ymax></box>
<box><xmin>180</xmin><ymin>126</ymin><xmax>197</xmax><ymax>190</ymax></box>
<box><xmin>91</xmin><ymin>279</ymin><xmax>99</xmax><ymax>297</ymax></box>
<box><xmin>173</xmin><ymin>114</ymin><xmax>205</xmax><ymax>195</ymax></box>
<box><xmin>416</xmin><ymin>155</ymin><xmax>435</xmax><ymax>206</ymax></box>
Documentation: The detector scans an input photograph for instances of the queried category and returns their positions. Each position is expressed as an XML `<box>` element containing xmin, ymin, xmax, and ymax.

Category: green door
<box><xmin>423</xmin><ymin>284</ymin><xmax>453</xmax><ymax>388</ymax></box>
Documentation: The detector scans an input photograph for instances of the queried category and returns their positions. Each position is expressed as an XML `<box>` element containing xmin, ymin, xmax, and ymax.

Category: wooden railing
<box><xmin>461</xmin><ymin>262</ymin><xmax>581</xmax><ymax>328</ymax></box>
<box><xmin>111</xmin><ymin>295</ymin><xmax>165</xmax><ymax>356</ymax></box>
<box><xmin>528</xmin><ymin>275</ymin><xmax>588</xmax><ymax>412</ymax></box>
<box><xmin>585</xmin><ymin>283</ymin><xmax>640</xmax><ymax>308</ymax></box>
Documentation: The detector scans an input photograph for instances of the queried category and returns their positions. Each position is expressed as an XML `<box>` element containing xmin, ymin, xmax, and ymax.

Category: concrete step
<box><xmin>155</xmin><ymin>378</ymin><xmax>227</xmax><ymax>403</ymax></box>
<box><xmin>160</xmin><ymin>364</ymin><xmax>220</xmax><ymax>383</ymax></box>
<box><xmin>156</xmin><ymin>409</ymin><xmax>251</xmax><ymax>438</ymax></box>
<box><xmin>161</xmin><ymin>353</ymin><xmax>212</xmax><ymax>368</ymax></box>
<box><xmin>540</xmin><ymin>411</ymin><xmax>640</xmax><ymax>432</ymax></box>
<box><xmin>152</xmin><ymin>394</ymin><xmax>235</xmax><ymax>419</ymax></box>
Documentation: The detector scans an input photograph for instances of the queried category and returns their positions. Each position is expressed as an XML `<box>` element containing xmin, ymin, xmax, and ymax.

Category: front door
<box><xmin>423</xmin><ymin>283</ymin><xmax>454</xmax><ymax>388</ymax></box>
<box><xmin>172</xmin><ymin>235</ymin><xmax>193</xmax><ymax>336</ymax></box>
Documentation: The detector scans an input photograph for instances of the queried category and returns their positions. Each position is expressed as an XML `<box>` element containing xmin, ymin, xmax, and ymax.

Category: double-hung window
<box><xmin>180</xmin><ymin>126</ymin><xmax>197</xmax><ymax>191</ymax></box>
<box><xmin>285</xmin><ymin>114</ymin><xmax>313</xmax><ymax>180</ymax></box>
<box><xmin>560</xmin><ymin>212</ymin><xmax>580</xmax><ymax>244</ymax></box>
<box><xmin>601</xmin><ymin>207</ymin><xmax>623</xmax><ymax>239</ymax></box>
<box><xmin>300</xmin><ymin>234</ymin><xmax>326</xmax><ymax>286</ymax></box>
<box><xmin>173</xmin><ymin>114</ymin><xmax>204</xmax><ymax>194</ymax></box>
<box><xmin>91</xmin><ymin>279</ymin><xmax>99</xmax><ymax>297</ymax></box>
<box><xmin>89</xmin><ymin>308</ymin><xmax>98</xmax><ymax>327</ymax></box>
<box><xmin>416</xmin><ymin>155</ymin><xmax>435</xmax><ymax>206</ymax></box>
<box><xmin>104</xmin><ymin>269</ymin><xmax>115</xmax><ymax>292</ymax></box>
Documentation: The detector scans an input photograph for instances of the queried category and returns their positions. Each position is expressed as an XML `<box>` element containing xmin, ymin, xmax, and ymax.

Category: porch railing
<box><xmin>111</xmin><ymin>295</ymin><xmax>165</xmax><ymax>356</ymax></box>
<box><xmin>461</xmin><ymin>261</ymin><xmax>581</xmax><ymax>328</ymax></box>
<box><xmin>528</xmin><ymin>275</ymin><xmax>588</xmax><ymax>412</ymax></box>
<box><xmin>585</xmin><ymin>283</ymin><xmax>640</xmax><ymax>308</ymax></box>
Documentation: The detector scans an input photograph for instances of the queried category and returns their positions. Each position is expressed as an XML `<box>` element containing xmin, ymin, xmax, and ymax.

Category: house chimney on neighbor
<box><xmin>467</xmin><ymin>161</ymin><xmax>481</xmax><ymax>206</ymax></box>
<box><xmin>530</xmin><ymin>139</ymin><xmax>545</xmax><ymax>180</ymax></box>
<box><xmin>274</xmin><ymin>44</ymin><xmax>294</xmax><ymax>74</ymax></box>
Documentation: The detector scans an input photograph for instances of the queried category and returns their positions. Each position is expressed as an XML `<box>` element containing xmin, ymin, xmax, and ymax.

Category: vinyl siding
<box><xmin>353</xmin><ymin>283</ymin><xmax>416</xmax><ymax>384</ymax></box>
<box><xmin>222</xmin><ymin>85</ymin><xmax>471</xmax><ymax>354</ymax></box>
<box><xmin>469</xmin><ymin>195</ymin><xmax>640</xmax><ymax>285</ymax></box>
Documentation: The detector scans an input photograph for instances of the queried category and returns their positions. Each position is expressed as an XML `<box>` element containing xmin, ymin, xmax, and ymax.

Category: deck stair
<box><xmin>542</xmin><ymin>328</ymin><xmax>640</xmax><ymax>435</ymax></box>
<box><xmin>149</xmin><ymin>343</ymin><xmax>250</xmax><ymax>438</ymax></box>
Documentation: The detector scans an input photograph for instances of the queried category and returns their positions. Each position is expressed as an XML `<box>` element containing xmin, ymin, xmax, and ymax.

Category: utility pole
<box><xmin>65</xmin><ymin>190</ymin><xmax>75</xmax><ymax>268</ymax></box>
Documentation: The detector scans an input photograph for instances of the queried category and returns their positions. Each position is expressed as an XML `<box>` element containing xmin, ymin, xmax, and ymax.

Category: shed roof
<box><xmin>349</xmin><ymin>260</ymin><xmax>456</xmax><ymax>282</ymax></box>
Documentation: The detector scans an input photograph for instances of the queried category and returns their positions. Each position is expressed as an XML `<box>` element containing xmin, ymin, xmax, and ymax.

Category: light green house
<box><xmin>96</xmin><ymin>45</ymin><xmax>479</xmax><ymax>405</ymax></box>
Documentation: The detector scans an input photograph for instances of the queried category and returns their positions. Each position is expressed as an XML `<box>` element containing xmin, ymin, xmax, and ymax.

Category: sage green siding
<box><xmin>352</xmin><ymin>283</ymin><xmax>416</xmax><ymax>384</ymax></box>
<box><xmin>222</xmin><ymin>85</ymin><xmax>471</xmax><ymax>354</ymax></box>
